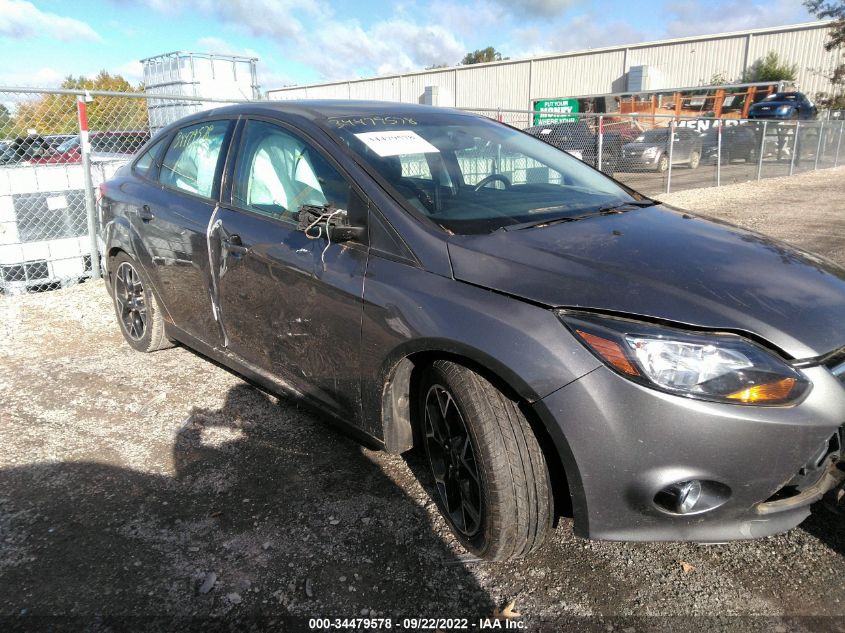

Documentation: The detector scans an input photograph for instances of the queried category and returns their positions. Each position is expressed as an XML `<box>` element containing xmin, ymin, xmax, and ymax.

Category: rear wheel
<box><xmin>419</xmin><ymin>360</ymin><xmax>553</xmax><ymax>561</ymax></box>
<box><xmin>111</xmin><ymin>252</ymin><xmax>172</xmax><ymax>353</ymax></box>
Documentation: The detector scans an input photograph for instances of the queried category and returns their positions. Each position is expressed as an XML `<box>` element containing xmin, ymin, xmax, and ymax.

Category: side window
<box><xmin>134</xmin><ymin>137</ymin><xmax>167</xmax><ymax>179</ymax></box>
<box><xmin>159</xmin><ymin>121</ymin><xmax>230</xmax><ymax>199</ymax></box>
<box><xmin>232</xmin><ymin>120</ymin><xmax>352</xmax><ymax>221</ymax></box>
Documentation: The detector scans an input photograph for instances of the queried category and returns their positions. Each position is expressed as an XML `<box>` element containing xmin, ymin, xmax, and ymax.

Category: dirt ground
<box><xmin>1</xmin><ymin>168</ymin><xmax>844</xmax><ymax>630</ymax></box>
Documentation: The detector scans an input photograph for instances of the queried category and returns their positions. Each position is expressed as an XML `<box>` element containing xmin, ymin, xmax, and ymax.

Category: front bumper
<box><xmin>619</xmin><ymin>153</ymin><xmax>661</xmax><ymax>170</ymax></box>
<box><xmin>533</xmin><ymin>363</ymin><xmax>845</xmax><ymax>541</ymax></box>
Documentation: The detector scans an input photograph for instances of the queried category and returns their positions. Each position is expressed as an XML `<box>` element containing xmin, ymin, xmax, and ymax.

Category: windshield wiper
<box><xmin>501</xmin><ymin>199</ymin><xmax>657</xmax><ymax>232</ymax></box>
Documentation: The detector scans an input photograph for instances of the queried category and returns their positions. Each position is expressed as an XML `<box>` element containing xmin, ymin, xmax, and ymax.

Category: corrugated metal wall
<box><xmin>268</xmin><ymin>22</ymin><xmax>840</xmax><ymax>108</ymax></box>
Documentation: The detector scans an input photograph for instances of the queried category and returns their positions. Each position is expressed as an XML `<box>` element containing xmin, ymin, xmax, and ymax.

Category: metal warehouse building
<box><xmin>267</xmin><ymin>21</ymin><xmax>840</xmax><ymax>110</ymax></box>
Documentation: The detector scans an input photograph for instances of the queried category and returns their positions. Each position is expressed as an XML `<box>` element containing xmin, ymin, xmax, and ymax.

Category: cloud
<box><xmin>118</xmin><ymin>60</ymin><xmax>144</xmax><ymax>84</ymax></box>
<box><xmin>663</xmin><ymin>0</ymin><xmax>813</xmax><ymax>38</ymax></box>
<box><xmin>508</xmin><ymin>13</ymin><xmax>646</xmax><ymax>57</ymax></box>
<box><xmin>196</xmin><ymin>36</ymin><xmax>260</xmax><ymax>59</ymax></box>
<box><xmin>0</xmin><ymin>66</ymin><xmax>67</xmax><ymax>88</ymax></box>
<box><xmin>142</xmin><ymin>0</ymin><xmax>326</xmax><ymax>42</ymax></box>
<box><xmin>0</xmin><ymin>0</ymin><xmax>101</xmax><ymax>41</ymax></box>
<box><xmin>490</xmin><ymin>0</ymin><xmax>580</xmax><ymax>18</ymax></box>
<box><xmin>306</xmin><ymin>18</ymin><xmax>466</xmax><ymax>79</ymax></box>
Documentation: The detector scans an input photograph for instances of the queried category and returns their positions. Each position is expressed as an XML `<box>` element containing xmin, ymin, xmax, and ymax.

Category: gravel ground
<box><xmin>1</xmin><ymin>168</ymin><xmax>844</xmax><ymax>630</ymax></box>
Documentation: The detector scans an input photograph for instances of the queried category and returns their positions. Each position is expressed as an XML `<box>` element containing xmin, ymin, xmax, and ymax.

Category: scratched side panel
<box><xmin>358</xmin><ymin>255</ymin><xmax>601</xmax><ymax>438</ymax></box>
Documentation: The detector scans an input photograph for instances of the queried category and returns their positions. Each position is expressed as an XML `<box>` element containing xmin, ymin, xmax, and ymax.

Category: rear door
<box><xmin>210</xmin><ymin>118</ymin><xmax>369</xmax><ymax>422</ymax></box>
<box><xmin>137</xmin><ymin>118</ymin><xmax>234</xmax><ymax>343</ymax></box>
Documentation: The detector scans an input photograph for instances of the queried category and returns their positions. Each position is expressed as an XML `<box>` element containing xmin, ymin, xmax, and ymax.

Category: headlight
<box><xmin>776</xmin><ymin>105</ymin><xmax>792</xmax><ymax>115</ymax></box>
<box><xmin>559</xmin><ymin>312</ymin><xmax>810</xmax><ymax>405</ymax></box>
<box><xmin>642</xmin><ymin>147</ymin><xmax>659</xmax><ymax>158</ymax></box>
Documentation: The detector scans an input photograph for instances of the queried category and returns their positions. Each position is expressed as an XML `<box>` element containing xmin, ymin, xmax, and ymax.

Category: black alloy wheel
<box><xmin>423</xmin><ymin>383</ymin><xmax>483</xmax><ymax>537</ymax></box>
<box><xmin>114</xmin><ymin>261</ymin><xmax>147</xmax><ymax>341</ymax></box>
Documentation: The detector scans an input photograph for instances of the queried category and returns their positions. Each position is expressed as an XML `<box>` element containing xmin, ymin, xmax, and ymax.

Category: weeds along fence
<box><xmin>0</xmin><ymin>87</ymin><xmax>843</xmax><ymax>294</ymax></box>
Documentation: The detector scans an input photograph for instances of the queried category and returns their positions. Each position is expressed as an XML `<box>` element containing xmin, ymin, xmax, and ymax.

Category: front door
<box><xmin>211</xmin><ymin>119</ymin><xmax>369</xmax><ymax>424</ymax></box>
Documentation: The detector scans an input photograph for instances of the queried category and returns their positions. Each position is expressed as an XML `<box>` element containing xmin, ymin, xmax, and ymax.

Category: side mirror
<box><xmin>327</xmin><ymin>224</ymin><xmax>366</xmax><ymax>242</ymax></box>
<box><xmin>297</xmin><ymin>205</ymin><xmax>365</xmax><ymax>243</ymax></box>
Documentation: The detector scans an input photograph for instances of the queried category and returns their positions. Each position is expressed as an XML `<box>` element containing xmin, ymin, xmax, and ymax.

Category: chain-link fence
<box><xmin>0</xmin><ymin>87</ymin><xmax>247</xmax><ymax>294</ymax></box>
<box><xmin>1</xmin><ymin>89</ymin><xmax>843</xmax><ymax>294</ymax></box>
<box><xmin>463</xmin><ymin>108</ymin><xmax>845</xmax><ymax>197</ymax></box>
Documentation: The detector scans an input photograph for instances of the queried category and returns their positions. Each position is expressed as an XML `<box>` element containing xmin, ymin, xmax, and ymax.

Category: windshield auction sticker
<box><xmin>354</xmin><ymin>130</ymin><xmax>439</xmax><ymax>157</ymax></box>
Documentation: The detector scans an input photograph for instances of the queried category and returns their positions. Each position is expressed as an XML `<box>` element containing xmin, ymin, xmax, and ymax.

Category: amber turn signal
<box><xmin>726</xmin><ymin>377</ymin><xmax>797</xmax><ymax>403</ymax></box>
<box><xmin>575</xmin><ymin>330</ymin><xmax>640</xmax><ymax>376</ymax></box>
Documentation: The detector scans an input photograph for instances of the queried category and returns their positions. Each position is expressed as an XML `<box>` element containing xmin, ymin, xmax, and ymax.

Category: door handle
<box><xmin>223</xmin><ymin>234</ymin><xmax>249</xmax><ymax>255</ymax></box>
<box><xmin>139</xmin><ymin>204</ymin><xmax>154</xmax><ymax>222</ymax></box>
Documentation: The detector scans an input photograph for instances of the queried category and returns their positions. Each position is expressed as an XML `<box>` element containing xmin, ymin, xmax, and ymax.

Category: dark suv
<box><xmin>524</xmin><ymin>120</ymin><xmax>623</xmax><ymax>175</ymax></box>
<box><xmin>101</xmin><ymin>101</ymin><xmax>845</xmax><ymax>561</ymax></box>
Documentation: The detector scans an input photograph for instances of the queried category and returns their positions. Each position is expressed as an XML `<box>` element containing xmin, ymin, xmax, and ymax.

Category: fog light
<box><xmin>654</xmin><ymin>479</ymin><xmax>730</xmax><ymax>515</ymax></box>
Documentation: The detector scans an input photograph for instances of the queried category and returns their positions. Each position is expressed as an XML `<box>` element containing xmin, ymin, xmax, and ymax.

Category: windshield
<box><xmin>635</xmin><ymin>129</ymin><xmax>669</xmax><ymax>143</ymax></box>
<box><xmin>326</xmin><ymin>113</ymin><xmax>638</xmax><ymax>234</ymax></box>
<box><xmin>763</xmin><ymin>93</ymin><xmax>798</xmax><ymax>102</ymax></box>
<box><xmin>57</xmin><ymin>136</ymin><xmax>80</xmax><ymax>153</ymax></box>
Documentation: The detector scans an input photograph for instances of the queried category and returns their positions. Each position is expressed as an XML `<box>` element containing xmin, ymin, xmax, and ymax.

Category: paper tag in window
<box><xmin>540</xmin><ymin>129</ymin><xmax>552</xmax><ymax>135</ymax></box>
<box><xmin>354</xmin><ymin>130</ymin><xmax>439</xmax><ymax>157</ymax></box>
<box><xmin>46</xmin><ymin>195</ymin><xmax>68</xmax><ymax>211</ymax></box>
<box><xmin>566</xmin><ymin>150</ymin><xmax>583</xmax><ymax>161</ymax></box>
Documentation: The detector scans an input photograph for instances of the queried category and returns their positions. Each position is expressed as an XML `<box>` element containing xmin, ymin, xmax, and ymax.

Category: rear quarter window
<box><xmin>158</xmin><ymin>121</ymin><xmax>230</xmax><ymax>199</ymax></box>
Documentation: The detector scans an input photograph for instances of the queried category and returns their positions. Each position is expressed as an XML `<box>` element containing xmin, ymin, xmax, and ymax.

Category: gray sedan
<box><xmin>100</xmin><ymin>101</ymin><xmax>845</xmax><ymax>560</ymax></box>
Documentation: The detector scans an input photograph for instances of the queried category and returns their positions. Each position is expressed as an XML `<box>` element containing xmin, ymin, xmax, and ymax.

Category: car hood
<box><xmin>622</xmin><ymin>142</ymin><xmax>662</xmax><ymax>152</ymax></box>
<box><xmin>447</xmin><ymin>205</ymin><xmax>845</xmax><ymax>358</ymax></box>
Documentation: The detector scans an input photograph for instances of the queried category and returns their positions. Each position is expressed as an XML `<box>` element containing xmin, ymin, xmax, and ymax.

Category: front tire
<box><xmin>111</xmin><ymin>252</ymin><xmax>172</xmax><ymax>353</ymax></box>
<box><xmin>419</xmin><ymin>360</ymin><xmax>553</xmax><ymax>561</ymax></box>
<box><xmin>688</xmin><ymin>150</ymin><xmax>701</xmax><ymax>169</ymax></box>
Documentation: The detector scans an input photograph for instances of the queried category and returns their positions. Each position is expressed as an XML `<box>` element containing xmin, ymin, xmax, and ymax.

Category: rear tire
<box><xmin>110</xmin><ymin>252</ymin><xmax>172</xmax><ymax>353</ymax></box>
<box><xmin>419</xmin><ymin>360</ymin><xmax>553</xmax><ymax>561</ymax></box>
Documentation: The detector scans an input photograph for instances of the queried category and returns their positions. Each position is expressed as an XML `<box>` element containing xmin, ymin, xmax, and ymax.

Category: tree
<box><xmin>461</xmin><ymin>47</ymin><xmax>506</xmax><ymax>65</ymax></box>
<box><xmin>13</xmin><ymin>71</ymin><xmax>148</xmax><ymax>137</ymax></box>
<box><xmin>743</xmin><ymin>51</ymin><xmax>798</xmax><ymax>82</ymax></box>
<box><xmin>0</xmin><ymin>104</ymin><xmax>13</xmax><ymax>137</ymax></box>
<box><xmin>804</xmin><ymin>0</ymin><xmax>845</xmax><ymax>107</ymax></box>
<box><xmin>804</xmin><ymin>0</ymin><xmax>845</xmax><ymax>50</ymax></box>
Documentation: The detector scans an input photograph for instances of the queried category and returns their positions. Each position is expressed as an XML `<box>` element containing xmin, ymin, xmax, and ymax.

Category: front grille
<box><xmin>823</xmin><ymin>346</ymin><xmax>845</xmax><ymax>386</ymax></box>
<box><xmin>832</xmin><ymin>360</ymin><xmax>845</xmax><ymax>386</ymax></box>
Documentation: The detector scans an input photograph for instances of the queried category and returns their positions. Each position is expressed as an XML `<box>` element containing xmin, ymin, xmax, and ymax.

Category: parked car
<box><xmin>748</xmin><ymin>92</ymin><xmax>818</xmax><ymax>120</ymax></box>
<box><xmin>0</xmin><ymin>135</ymin><xmax>53</xmax><ymax>165</ymax></box>
<box><xmin>619</xmin><ymin>127</ymin><xmax>702</xmax><ymax>172</ymax></box>
<box><xmin>101</xmin><ymin>101</ymin><xmax>845</xmax><ymax>561</ymax></box>
<box><xmin>44</xmin><ymin>134</ymin><xmax>76</xmax><ymax>151</ymax></box>
<box><xmin>524</xmin><ymin>120</ymin><xmax>623</xmax><ymax>175</ymax></box>
<box><xmin>700</xmin><ymin>124</ymin><xmax>759</xmax><ymax>163</ymax></box>
<box><xmin>40</xmin><ymin>131</ymin><xmax>150</xmax><ymax>164</ymax></box>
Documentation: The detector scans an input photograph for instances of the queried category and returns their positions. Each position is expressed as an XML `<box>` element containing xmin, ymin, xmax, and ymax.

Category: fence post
<box><xmin>76</xmin><ymin>95</ymin><xmax>101</xmax><ymax>280</ymax></box>
<box><xmin>666</xmin><ymin>119</ymin><xmax>675</xmax><ymax>194</ymax></box>
<box><xmin>716</xmin><ymin>119</ymin><xmax>722</xmax><ymax>187</ymax></box>
<box><xmin>835</xmin><ymin>120</ymin><xmax>843</xmax><ymax>168</ymax></box>
<box><xmin>789</xmin><ymin>121</ymin><xmax>799</xmax><ymax>177</ymax></box>
<box><xmin>756</xmin><ymin>121</ymin><xmax>766</xmax><ymax>181</ymax></box>
<box><xmin>814</xmin><ymin>121</ymin><xmax>824</xmax><ymax>171</ymax></box>
<box><xmin>597</xmin><ymin>115</ymin><xmax>604</xmax><ymax>172</ymax></box>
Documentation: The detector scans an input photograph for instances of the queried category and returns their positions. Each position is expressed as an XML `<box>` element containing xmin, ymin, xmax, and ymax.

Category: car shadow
<box><xmin>0</xmin><ymin>383</ymin><xmax>495</xmax><ymax>621</ymax></box>
<box><xmin>801</xmin><ymin>503</ymin><xmax>845</xmax><ymax>558</ymax></box>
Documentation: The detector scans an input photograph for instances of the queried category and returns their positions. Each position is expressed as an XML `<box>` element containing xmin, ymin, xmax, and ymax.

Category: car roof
<box><xmin>157</xmin><ymin>100</ymin><xmax>474</xmax><ymax>135</ymax></box>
